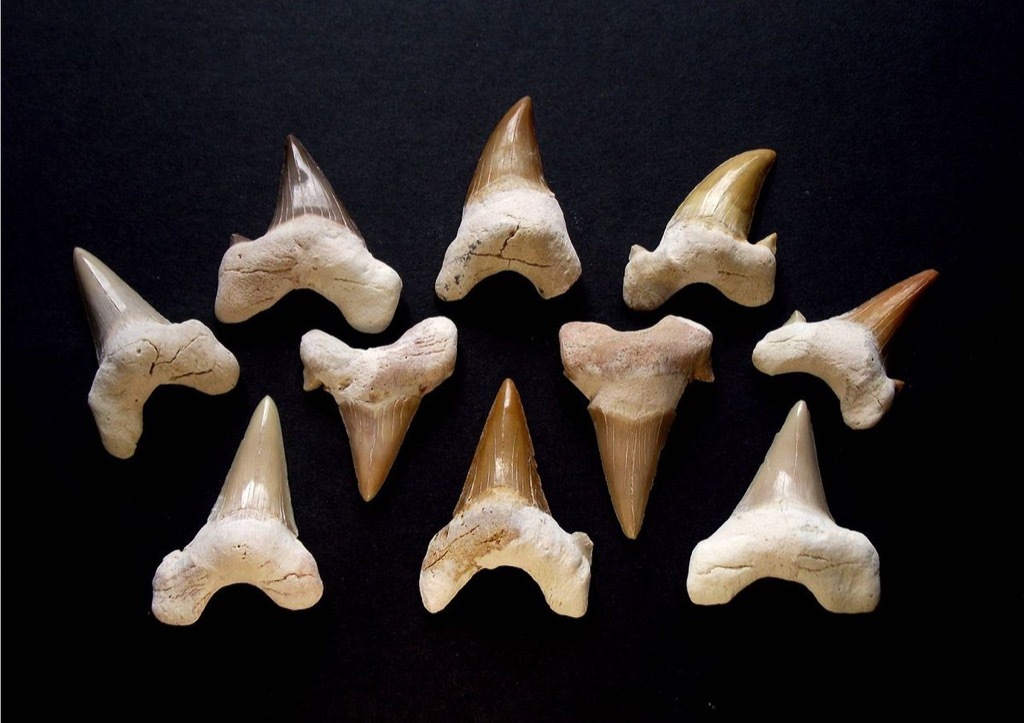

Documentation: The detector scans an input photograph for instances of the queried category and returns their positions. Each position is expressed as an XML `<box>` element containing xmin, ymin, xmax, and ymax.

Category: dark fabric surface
<box><xmin>2</xmin><ymin>2</ymin><xmax>1015</xmax><ymax>718</ymax></box>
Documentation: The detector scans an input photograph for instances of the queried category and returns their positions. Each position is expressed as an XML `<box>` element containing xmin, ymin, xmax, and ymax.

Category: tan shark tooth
<box><xmin>419</xmin><ymin>379</ymin><xmax>594</xmax><ymax>617</ymax></box>
<box><xmin>300</xmin><ymin>317</ymin><xmax>458</xmax><ymax>501</ymax></box>
<box><xmin>559</xmin><ymin>317</ymin><xmax>714</xmax><ymax>539</ymax></box>
<box><xmin>752</xmin><ymin>269</ymin><xmax>938</xmax><ymax>429</ymax></box>
<box><xmin>435</xmin><ymin>97</ymin><xmax>581</xmax><ymax>300</ymax></box>
<box><xmin>73</xmin><ymin>248</ymin><xmax>240</xmax><ymax>459</ymax></box>
<box><xmin>623</xmin><ymin>149</ymin><xmax>777</xmax><ymax>309</ymax></box>
<box><xmin>687</xmin><ymin>401</ymin><xmax>880</xmax><ymax>613</ymax></box>
<box><xmin>216</xmin><ymin>135</ymin><xmax>402</xmax><ymax>333</ymax></box>
<box><xmin>151</xmin><ymin>397</ymin><xmax>323</xmax><ymax>625</ymax></box>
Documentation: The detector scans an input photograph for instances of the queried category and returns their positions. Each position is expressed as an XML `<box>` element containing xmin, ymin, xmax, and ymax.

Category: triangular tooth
<box><xmin>465</xmin><ymin>96</ymin><xmax>549</xmax><ymax>204</ymax></box>
<box><xmin>339</xmin><ymin>397</ymin><xmax>422</xmax><ymax>501</ymax></box>
<box><xmin>841</xmin><ymin>269</ymin><xmax>939</xmax><ymax>351</ymax></box>
<box><xmin>784</xmin><ymin>310</ymin><xmax>807</xmax><ymax>325</ymax></box>
<box><xmin>669</xmin><ymin>149</ymin><xmax>776</xmax><ymax>241</ymax></box>
<box><xmin>211</xmin><ymin>396</ymin><xmax>296</xmax><ymax>535</ymax></box>
<box><xmin>454</xmin><ymin>379</ymin><xmax>550</xmax><ymax>515</ymax></box>
<box><xmin>73</xmin><ymin>247</ymin><xmax>168</xmax><ymax>357</ymax></box>
<box><xmin>269</xmin><ymin>135</ymin><xmax>361</xmax><ymax>236</ymax></box>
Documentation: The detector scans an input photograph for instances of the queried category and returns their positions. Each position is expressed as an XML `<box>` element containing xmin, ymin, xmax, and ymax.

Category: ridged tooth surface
<box><xmin>216</xmin><ymin>135</ymin><xmax>401</xmax><ymax>333</ymax></box>
<box><xmin>419</xmin><ymin>379</ymin><xmax>593</xmax><ymax>617</ymax></box>
<box><xmin>687</xmin><ymin>401</ymin><xmax>880</xmax><ymax>614</ymax></box>
<box><xmin>623</xmin><ymin>149</ymin><xmax>777</xmax><ymax>309</ymax></box>
<box><xmin>753</xmin><ymin>269</ymin><xmax>938</xmax><ymax>429</ymax></box>
<box><xmin>74</xmin><ymin>247</ymin><xmax>239</xmax><ymax>459</ymax></box>
<box><xmin>300</xmin><ymin>317</ymin><xmax>458</xmax><ymax>501</ymax></box>
<box><xmin>435</xmin><ymin>97</ymin><xmax>581</xmax><ymax>301</ymax></box>
<box><xmin>151</xmin><ymin>397</ymin><xmax>323</xmax><ymax>626</ymax></box>
<box><xmin>560</xmin><ymin>317</ymin><xmax>714</xmax><ymax>538</ymax></box>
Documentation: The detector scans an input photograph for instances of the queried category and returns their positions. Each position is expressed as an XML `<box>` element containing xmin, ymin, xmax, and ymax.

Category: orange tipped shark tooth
<box><xmin>841</xmin><ymin>269</ymin><xmax>939</xmax><ymax>352</ymax></box>
<box><xmin>464</xmin><ymin>96</ymin><xmax>550</xmax><ymax>202</ymax></box>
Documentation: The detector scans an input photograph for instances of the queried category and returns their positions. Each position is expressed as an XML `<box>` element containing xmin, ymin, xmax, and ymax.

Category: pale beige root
<box><xmin>687</xmin><ymin>401</ymin><xmax>879</xmax><ymax>613</ymax></box>
<box><xmin>216</xmin><ymin>135</ymin><xmax>402</xmax><ymax>333</ymax></box>
<box><xmin>152</xmin><ymin>397</ymin><xmax>323</xmax><ymax>625</ymax></box>
<box><xmin>419</xmin><ymin>379</ymin><xmax>593</xmax><ymax>617</ymax></box>
<box><xmin>623</xmin><ymin>149</ymin><xmax>777</xmax><ymax>309</ymax></box>
<box><xmin>752</xmin><ymin>269</ymin><xmax>938</xmax><ymax>429</ymax></box>
<box><xmin>74</xmin><ymin>247</ymin><xmax>239</xmax><ymax>459</ymax></box>
<box><xmin>435</xmin><ymin>97</ymin><xmax>581</xmax><ymax>300</ymax></box>
<box><xmin>559</xmin><ymin>317</ymin><xmax>713</xmax><ymax>538</ymax></box>
<box><xmin>299</xmin><ymin>317</ymin><xmax>458</xmax><ymax>500</ymax></box>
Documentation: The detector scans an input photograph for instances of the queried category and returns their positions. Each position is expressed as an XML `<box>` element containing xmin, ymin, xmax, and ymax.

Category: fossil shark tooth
<box><xmin>752</xmin><ymin>269</ymin><xmax>938</xmax><ymax>429</ymax></box>
<box><xmin>419</xmin><ymin>379</ymin><xmax>594</xmax><ymax>617</ymax></box>
<box><xmin>216</xmin><ymin>135</ymin><xmax>402</xmax><ymax>333</ymax></box>
<box><xmin>559</xmin><ymin>317</ymin><xmax>714</xmax><ymax>539</ymax></box>
<box><xmin>435</xmin><ymin>97</ymin><xmax>581</xmax><ymax>301</ymax></box>
<box><xmin>687</xmin><ymin>401</ymin><xmax>880</xmax><ymax>613</ymax></box>
<box><xmin>300</xmin><ymin>317</ymin><xmax>458</xmax><ymax>501</ymax></box>
<box><xmin>74</xmin><ymin>247</ymin><xmax>240</xmax><ymax>459</ymax></box>
<box><xmin>623</xmin><ymin>149</ymin><xmax>777</xmax><ymax>309</ymax></box>
<box><xmin>151</xmin><ymin>396</ymin><xmax>324</xmax><ymax>625</ymax></box>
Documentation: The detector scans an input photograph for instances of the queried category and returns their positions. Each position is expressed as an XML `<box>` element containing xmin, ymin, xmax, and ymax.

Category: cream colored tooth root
<box><xmin>559</xmin><ymin>317</ymin><xmax>714</xmax><ymax>539</ymax></box>
<box><xmin>623</xmin><ymin>149</ymin><xmax>777</xmax><ymax>309</ymax></box>
<box><xmin>152</xmin><ymin>397</ymin><xmax>323</xmax><ymax>625</ymax></box>
<box><xmin>216</xmin><ymin>135</ymin><xmax>402</xmax><ymax>333</ymax></box>
<box><xmin>74</xmin><ymin>247</ymin><xmax>239</xmax><ymax>459</ymax></box>
<box><xmin>300</xmin><ymin>317</ymin><xmax>458</xmax><ymax>501</ymax></box>
<box><xmin>687</xmin><ymin>401</ymin><xmax>879</xmax><ymax>613</ymax></box>
<box><xmin>752</xmin><ymin>269</ymin><xmax>938</xmax><ymax>429</ymax></box>
<box><xmin>419</xmin><ymin>379</ymin><xmax>593</xmax><ymax>617</ymax></box>
<box><xmin>435</xmin><ymin>97</ymin><xmax>581</xmax><ymax>300</ymax></box>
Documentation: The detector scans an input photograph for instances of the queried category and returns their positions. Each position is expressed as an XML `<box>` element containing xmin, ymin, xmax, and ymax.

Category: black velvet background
<box><xmin>3</xmin><ymin>2</ymin><xmax>1016</xmax><ymax>718</ymax></box>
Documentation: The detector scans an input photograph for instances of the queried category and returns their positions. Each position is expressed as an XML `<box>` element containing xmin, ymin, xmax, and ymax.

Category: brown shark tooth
<box><xmin>687</xmin><ymin>401</ymin><xmax>880</xmax><ymax>613</ymax></box>
<box><xmin>435</xmin><ymin>97</ymin><xmax>581</xmax><ymax>300</ymax></box>
<box><xmin>74</xmin><ymin>247</ymin><xmax>239</xmax><ymax>459</ymax></box>
<box><xmin>560</xmin><ymin>316</ymin><xmax>714</xmax><ymax>538</ymax></box>
<box><xmin>753</xmin><ymin>269</ymin><xmax>939</xmax><ymax>429</ymax></box>
<box><xmin>217</xmin><ymin>135</ymin><xmax>402</xmax><ymax>333</ymax></box>
<box><xmin>151</xmin><ymin>397</ymin><xmax>323</xmax><ymax>625</ymax></box>
<box><xmin>420</xmin><ymin>379</ymin><xmax>593</xmax><ymax>617</ymax></box>
<box><xmin>623</xmin><ymin>149</ymin><xmax>778</xmax><ymax>309</ymax></box>
<box><xmin>300</xmin><ymin>317</ymin><xmax>458</xmax><ymax>501</ymax></box>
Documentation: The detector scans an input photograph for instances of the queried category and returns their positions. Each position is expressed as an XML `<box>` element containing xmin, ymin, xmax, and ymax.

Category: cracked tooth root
<box><xmin>300</xmin><ymin>317</ymin><xmax>458</xmax><ymax>501</ymax></box>
<box><xmin>687</xmin><ymin>401</ymin><xmax>879</xmax><ymax>613</ymax></box>
<box><xmin>752</xmin><ymin>269</ymin><xmax>938</xmax><ymax>429</ymax></box>
<box><xmin>216</xmin><ymin>135</ymin><xmax>402</xmax><ymax>333</ymax></box>
<box><xmin>151</xmin><ymin>397</ymin><xmax>323</xmax><ymax>625</ymax></box>
<box><xmin>435</xmin><ymin>97</ymin><xmax>581</xmax><ymax>300</ymax></box>
<box><xmin>74</xmin><ymin>247</ymin><xmax>239</xmax><ymax>459</ymax></box>
<box><xmin>560</xmin><ymin>316</ymin><xmax>714</xmax><ymax>538</ymax></box>
<box><xmin>419</xmin><ymin>379</ymin><xmax>593</xmax><ymax>617</ymax></box>
<box><xmin>623</xmin><ymin>149</ymin><xmax>777</xmax><ymax>309</ymax></box>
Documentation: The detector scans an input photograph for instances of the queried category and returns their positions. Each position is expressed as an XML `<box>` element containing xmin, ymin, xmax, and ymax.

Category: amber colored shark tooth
<box><xmin>419</xmin><ymin>379</ymin><xmax>594</xmax><ymax>617</ymax></box>
<box><xmin>623</xmin><ymin>149</ymin><xmax>777</xmax><ymax>309</ymax></box>
<box><xmin>300</xmin><ymin>317</ymin><xmax>458</xmax><ymax>501</ymax></box>
<box><xmin>151</xmin><ymin>397</ymin><xmax>324</xmax><ymax>625</ymax></box>
<box><xmin>435</xmin><ymin>97</ymin><xmax>581</xmax><ymax>300</ymax></box>
<box><xmin>559</xmin><ymin>317</ymin><xmax>714</xmax><ymax>539</ymax></box>
<box><xmin>752</xmin><ymin>269</ymin><xmax>938</xmax><ymax>429</ymax></box>
<box><xmin>73</xmin><ymin>247</ymin><xmax>239</xmax><ymax>459</ymax></box>
<box><xmin>216</xmin><ymin>135</ymin><xmax>402</xmax><ymax>333</ymax></box>
<box><xmin>687</xmin><ymin>401</ymin><xmax>880</xmax><ymax>613</ymax></box>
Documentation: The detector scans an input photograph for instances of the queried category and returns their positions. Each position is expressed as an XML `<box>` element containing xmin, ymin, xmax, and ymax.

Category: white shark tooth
<box><xmin>74</xmin><ymin>247</ymin><xmax>240</xmax><ymax>459</ymax></box>
<box><xmin>300</xmin><ymin>317</ymin><xmax>458</xmax><ymax>501</ymax></box>
<box><xmin>419</xmin><ymin>379</ymin><xmax>594</xmax><ymax>617</ymax></box>
<box><xmin>559</xmin><ymin>317</ymin><xmax>714</xmax><ymax>539</ymax></box>
<box><xmin>216</xmin><ymin>135</ymin><xmax>402</xmax><ymax>333</ymax></box>
<box><xmin>752</xmin><ymin>269</ymin><xmax>939</xmax><ymax>429</ymax></box>
<box><xmin>687</xmin><ymin>401</ymin><xmax>880</xmax><ymax>613</ymax></box>
<box><xmin>623</xmin><ymin>149</ymin><xmax>777</xmax><ymax>309</ymax></box>
<box><xmin>151</xmin><ymin>396</ymin><xmax>324</xmax><ymax>625</ymax></box>
<box><xmin>435</xmin><ymin>97</ymin><xmax>581</xmax><ymax>301</ymax></box>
